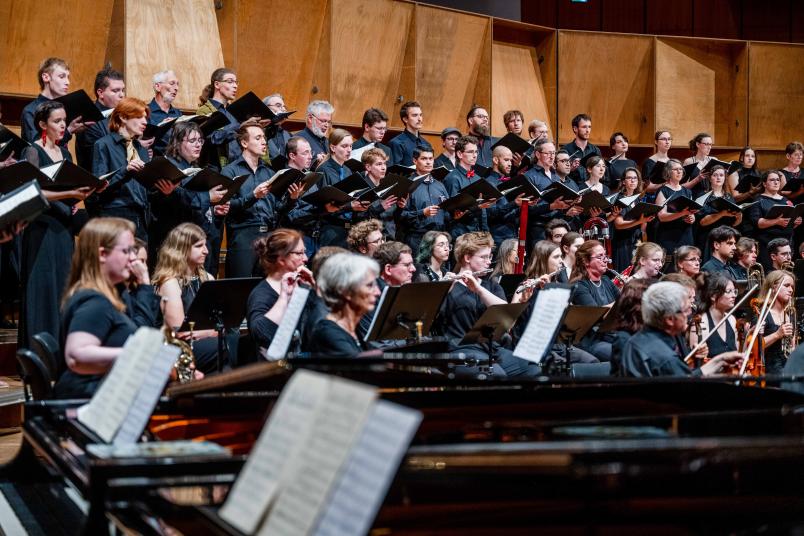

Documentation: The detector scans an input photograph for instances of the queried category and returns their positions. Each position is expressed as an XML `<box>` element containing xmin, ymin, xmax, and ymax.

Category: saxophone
<box><xmin>163</xmin><ymin>322</ymin><xmax>196</xmax><ymax>383</ymax></box>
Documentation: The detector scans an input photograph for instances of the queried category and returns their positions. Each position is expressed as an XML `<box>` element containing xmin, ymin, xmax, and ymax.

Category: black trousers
<box><xmin>99</xmin><ymin>206</ymin><xmax>149</xmax><ymax>242</ymax></box>
<box><xmin>226</xmin><ymin>225</ymin><xmax>265</xmax><ymax>278</ymax></box>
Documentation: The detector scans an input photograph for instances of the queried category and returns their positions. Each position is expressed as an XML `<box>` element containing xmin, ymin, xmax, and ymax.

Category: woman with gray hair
<box><xmin>618</xmin><ymin>281</ymin><xmax>741</xmax><ymax>377</ymax></box>
<box><xmin>309</xmin><ymin>252</ymin><xmax>381</xmax><ymax>357</ymax></box>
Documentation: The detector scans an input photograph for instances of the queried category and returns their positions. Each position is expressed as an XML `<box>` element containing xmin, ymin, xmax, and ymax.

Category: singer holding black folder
<box><xmin>696</xmin><ymin>165</ymin><xmax>742</xmax><ymax>255</ymax></box>
<box><xmin>641</xmin><ymin>130</ymin><xmax>672</xmax><ymax>200</ymax></box>
<box><xmin>223</xmin><ymin>120</ymin><xmax>302</xmax><ymax>277</ymax></box>
<box><xmin>398</xmin><ymin>148</ymin><xmax>449</xmax><ymax>253</ymax></box>
<box><xmin>164</xmin><ymin>122</ymin><xmax>229</xmax><ymax>273</ymax></box>
<box><xmin>90</xmin><ymin>97</ymin><xmax>171</xmax><ymax>240</ymax></box>
<box><xmin>748</xmin><ymin>170</ymin><xmax>801</xmax><ymax>269</ymax></box>
<box><xmin>196</xmin><ymin>68</ymin><xmax>244</xmax><ymax>170</ymax></box>
<box><xmin>654</xmin><ymin>159</ymin><xmax>696</xmax><ymax>256</ymax></box>
<box><xmin>19</xmin><ymin>101</ymin><xmax>95</xmax><ymax>349</ymax></box>
<box><xmin>612</xmin><ymin>168</ymin><xmax>652</xmax><ymax>271</ymax></box>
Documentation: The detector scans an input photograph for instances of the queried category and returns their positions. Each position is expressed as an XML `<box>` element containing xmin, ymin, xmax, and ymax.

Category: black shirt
<box><xmin>247</xmin><ymin>279</ymin><xmax>280</xmax><ymax>349</ymax></box>
<box><xmin>308</xmin><ymin>318</ymin><xmax>362</xmax><ymax>357</ymax></box>
<box><xmin>89</xmin><ymin>132</ymin><xmax>150</xmax><ymax>211</ymax></box>
<box><xmin>618</xmin><ymin>326</ymin><xmax>698</xmax><ymax>377</ymax></box>
<box><xmin>75</xmin><ymin>101</ymin><xmax>110</xmax><ymax>169</ymax></box>
<box><xmin>571</xmin><ymin>277</ymin><xmax>619</xmax><ymax>306</ymax></box>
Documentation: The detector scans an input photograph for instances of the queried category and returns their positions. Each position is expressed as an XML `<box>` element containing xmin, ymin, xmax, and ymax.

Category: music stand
<box><xmin>550</xmin><ymin>305</ymin><xmax>609</xmax><ymax>376</ymax></box>
<box><xmin>460</xmin><ymin>303</ymin><xmax>528</xmax><ymax>366</ymax></box>
<box><xmin>498</xmin><ymin>274</ymin><xmax>526</xmax><ymax>302</ymax></box>
<box><xmin>180</xmin><ymin>278</ymin><xmax>262</xmax><ymax>372</ymax></box>
<box><xmin>364</xmin><ymin>281</ymin><xmax>452</xmax><ymax>343</ymax></box>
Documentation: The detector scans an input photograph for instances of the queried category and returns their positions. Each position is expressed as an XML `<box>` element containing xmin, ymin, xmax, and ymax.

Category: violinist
<box><xmin>618</xmin><ymin>281</ymin><xmax>742</xmax><ymax>377</ymax></box>
<box><xmin>756</xmin><ymin>270</ymin><xmax>796</xmax><ymax>375</ymax></box>
<box><xmin>698</xmin><ymin>273</ymin><xmax>739</xmax><ymax>359</ymax></box>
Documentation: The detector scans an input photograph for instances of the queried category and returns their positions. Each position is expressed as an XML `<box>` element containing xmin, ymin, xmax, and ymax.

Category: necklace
<box><xmin>590</xmin><ymin>278</ymin><xmax>602</xmax><ymax>288</ymax></box>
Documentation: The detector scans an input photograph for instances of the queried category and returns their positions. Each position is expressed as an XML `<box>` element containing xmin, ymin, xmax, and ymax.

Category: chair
<box><xmin>30</xmin><ymin>332</ymin><xmax>60</xmax><ymax>379</ymax></box>
<box><xmin>15</xmin><ymin>349</ymin><xmax>54</xmax><ymax>401</ymax></box>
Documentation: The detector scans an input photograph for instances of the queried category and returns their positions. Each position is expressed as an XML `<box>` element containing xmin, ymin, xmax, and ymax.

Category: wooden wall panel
<box><xmin>557</xmin><ymin>31</ymin><xmax>654</xmax><ymax>145</ymax></box>
<box><xmin>415</xmin><ymin>5</ymin><xmax>492</xmax><ymax>133</ymax></box>
<box><xmin>655</xmin><ymin>38</ymin><xmax>746</xmax><ymax>147</ymax></box>
<box><xmin>748</xmin><ymin>42</ymin><xmax>804</xmax><ymax>149</ymax></box>
<box><xmin>655</xmin><ymin>40</ymin><xmax>716</xmax><ymax>148</ymax></box>
<box><xmin>0</xmin><ymin>0</ymin><xmax>114</xmax><ymax>96</ymax></box>
<box><xmin>329</xmin><ymin>0</ymin><xmax>413</xmax><ymax>126</ymax></box>
<box><xmin>125</xmin><ymin>0</ymin><xmax>224</xmax><ymax>109</ymax></box>
<box><xmin>105</xmin><ymin>0</ymin><xmax>125</xmax><ymax>74</ymax></box>
<box><xmin>216</xmin><ymin>0</ymin><xmax>237</xmax><ymax>68</ymax></box>
<box><xmin>491</xmin><ymin>42</ymin><xmax>551</xmax><ymax>137</ymax></box>
<box><xmin>224</xmin><ymin>0</ymin><xmax>329</xmax><ymax>114</ymax></box>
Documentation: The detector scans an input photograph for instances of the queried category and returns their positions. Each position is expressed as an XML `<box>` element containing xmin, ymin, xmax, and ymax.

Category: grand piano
<box><xmin>5</xmin><ymin>357</ymin><xmax>804</xmax><ymax>534</ymax></box>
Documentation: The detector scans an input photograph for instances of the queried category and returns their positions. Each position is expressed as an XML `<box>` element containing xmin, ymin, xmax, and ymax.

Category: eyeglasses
<box><xmin>111</xmin><ymin>246</ymin><xmax>138</xmax><ymax>255</ymax></box>
<box><xmin>724</xmin><ymin>288</ymin><xmax>739</xmax><ymax>295</ymax></box>
<box><xmin>556</xmin><ymin>158</ymin><xmax>570</xmax><ymax>164</ymax></box>
<box><xmin>221</xmin><ymin>78</ymin><xmax>238</xmax><ymax>85</ymax></box>
<box><xmin>682</xmin><ymin>257</ymin><xmax>701</xmax><ymax>263</ymax></box>
<box><xmin>185</xmin><ymin>137</ymin><xmax>204</xmax><ymax>145</ymax></box>
<box><xmin>394</xmin><ymin>261</ymin><xmax>415</xmax><ymax>268</ymax></box>
<box><xmin>657</xmin><ymin>137</ymin><xmax>672</xmax><ymax>142</ymax></box>
<box><xmin>313</xmin><ymin>115</ymin><xmax>332</xmax><ymax>125</ymax></box>
<box><xmin>671</xmin><ymin>167</ymin><xmax>684</xmax><ymax>173</ymax></box>
<box><xmin>473</xmin><ymin>114</ymin><xmax>489</xmax><ymax>120</ymax></box>
<box><xmin>435</xmin><ymin>242</ymin><xmax>452</xmax><ymax>250</ymax></box>
<box><xmin>590</xmin><ymin>254</ymin><xmax>609</xmax><ymax>262</ymax></box>
<box><xmin>539</xmin><ymin>151</ymin><xmax>556</xmax><ymax>156</ymax></box>
<box><xmin>699</xmin><ymin>142</ymin><xmax>713</xmax><ymax>146</ymax></box>
<box><xmin>289</xmin><ymin>250</ymin><xmax>307</xmax><ymax>256</ymax></box>
<box><xmin>473</xmin><ymin>254</ymin><xmax>492</xmax><ymax>261</ymax></box>
<box><xmin>366</xmin><ymin>236</ymin><xmax>385</xmax><ymax>245</ymax></box>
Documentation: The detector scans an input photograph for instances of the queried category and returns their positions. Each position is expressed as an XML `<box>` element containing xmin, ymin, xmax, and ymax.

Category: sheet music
<box><xmin>40</xmin><ymin>162</ymin><xmax>61</xmax><ymax>179</ymax></box>
<box><xmin>76</xmin><ymin>328</ymin><xmax>164</xmax><ymax>442</ymax></box>
<box><xmin>313</xmin><ymin>400</ymin><xmax>422</xmax><ymax>536</ymax></box>
<box><xmin>513</xmin><ymin>287</ymin><xmax>571</xmax><ymax>364</ymax></box>
<box><xmin>363</xmin><ymin>285</ymin><xmax>390</xmax><ymax>342</ymax></box>
<box><xmin>113</xmin><ymin>343</ymin><xmax>180</xmax><ymax>445</ymax></box>
<box><xmin>349</xmin><ymin>143</ymin><xmax>375</xmax><ymax>163</ymax></box>
<box><xmin>219</xmin><ymin>371</ymin><xmax>331</xmax><ymax>534</ymax></box>
<box><xmin>264</xmin><ymin>287</ymin><xmax>310</xmax><ymax>360</ymax></box>
<box><xmin>0</xmin><ymin>182</ymin><xmax>39</xmax><ymax>214</ymax></box>
<box><xmin>257</xmin><ymin>376</ymin><xmax>377</xmax><ymax>536</ymax></box>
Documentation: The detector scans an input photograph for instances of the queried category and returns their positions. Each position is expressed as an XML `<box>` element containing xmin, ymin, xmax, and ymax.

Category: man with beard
<box><xmin>145</xmin><ymin>69</ymin><xmax>182</xmax><ymax>156</ymax></box>
<box><xmin>295</xmin><ymin>100</ymin><xmax>334</xmax><ymax>168</ymax></box>
<box><xmin>76</xmin><ymin>65</ymin><xmax>127</xmax><ymax>168</ymax></box>
<box><xmin>562</xmin><ymin>113</ymin><xmax>600</xmax><ymax>182</ymax></box>
<box><xmin>465</xmin><ymin>105</ymin><xmax>497</xmax><ymax>169</ymax></box>
<box><xmin>389</xmin><ymin>100</ymin><xmax>433</xmax><ymax>166</ymax></box>
<box><xmin>263</xmin><ymin>93</ymin><xmax>292</xmax><ymax>161</ymax></box>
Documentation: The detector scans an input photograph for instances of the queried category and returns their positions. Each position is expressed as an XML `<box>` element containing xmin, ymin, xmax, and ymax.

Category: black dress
<box><xmin>18</xmin><ymin>144</ymin><xmax>86</xmax><ymax>349</ymax></box>
<box><xmin>308</xmin><ymin>318</ymin><xmax>363</xmax><ymax>357</ymax></box>
<box><xmin>696</xmin><ymin>193</ymin><xmax>739</xmax><ymax>259</ymax></box>
<box><xmin>177</xmin><ymin>278</ymin><xmax>218</xmax><ymax>373</ymax></box>
<box><xmin>611</xmin><ymin>193</ymin><xmax>644</xmax><ymax>272</ymax></box>
<box><xmin>747</xmin><ymin>195</ymin><xmax>793</xmax><ymax>269</ymax></box>
<box><xmin>704</xmin><ymin>311</ymin><xmax>736</xmax><ymax>358</ymax></box>
<box><xmin>656</xmin><ymin>185</ymin><xmax>694</xmax><ymax>258</ymax></box>
<box><xmin>54</xmin><ymin>290</ymin><xmax>137</xmax><ymax>399</ymax></box>
<box><xmin>761</xmin><ymin>313</ymin><xmax>787</xmax><ymax>375</ymax></box>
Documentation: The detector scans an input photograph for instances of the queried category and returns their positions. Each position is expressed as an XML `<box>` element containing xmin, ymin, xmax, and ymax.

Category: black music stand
<box><xmin>364</xmin><ymin>281</ymin><xmax>452</xmax><ymax>343</ymax></box>
<box><xmin>550</xmin><ymin>305</ymin><xmax>609</xmax><ymax>376</ymax></box>
<box><xmin>460</xmin><ymin>303</ymin><xmax>529</xmax><ymax>367</ymax></box>
<box><xmin>180</xmin><ymin>278</ymin><xmax>262</xmax><ymax>372</ymax></box>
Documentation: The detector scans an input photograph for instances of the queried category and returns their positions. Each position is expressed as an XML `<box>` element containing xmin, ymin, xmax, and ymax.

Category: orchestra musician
<box><xmin>346</xmin><ymin>219</ymin><xmax>385</xmax><ymax>257</ymax></box>
<box><xmin>152</xmin><ymin>223</ymin><xmax>217</xmax><ymax>373</ymax></box>
<box><xmin>675</xmin><ymin>245</ymin><xmax>702</xmax><ymax>279</ymax></box>
<box><xmin>697</xmin><ymin>272</ymin><xmax>740</xmax><ymax>359</ymax></box>
<box><xmin>628</xmin><ymin>242</ymin><xmax>664</xmax><ymax>281</ymax></box>
<box><xmin>618</xmin><ymin>281</ymin><xmax>742</xmax><ymax>377</ymax></box>
<box><xmin>414</xmin><ymin>230</ymin><xmax>451</xmax><ymax>282</ymax></box>
<box><xmin>55</xmin><ymin>218</ymin><xmax>158</xmax><ymax>399</ymax></box>
<box><xmin>559</xmin><ymin>231</ymin><xmax>583</xmax><ymax>283</ymax></box>
<box><xmin>756</xmin><ymin>270</ymin><xmax>797</xmax><ymax>375</ymax></box>
<box><xmin>732</xmin><ymin>237</ymin><xmax>759</xmax><ymax>280</ymax></box>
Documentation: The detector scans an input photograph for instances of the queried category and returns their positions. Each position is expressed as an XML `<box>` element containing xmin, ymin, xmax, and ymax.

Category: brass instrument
<box><xmin>781</xmin><ymin>260</ymin><xmax>796</xmax><ymax>273</ymax></box>
<box><xmin>163</xmin><ymin>322</ymin><xmax>196</xmax><ymax>384</ymax></box>
<box><xmin>782</xmin><ymin>301</ymin><xmax>797</xmax><ymax>359</ymax></box>
<box><xmin>582</xmin><ymin>217</ymin><xmax>611</xmax><ymax>258</ymax></box>
<box><xmin>748</xmin><ymin>262</ymin><xmax>764</xmax><ymax>289</ymax></box>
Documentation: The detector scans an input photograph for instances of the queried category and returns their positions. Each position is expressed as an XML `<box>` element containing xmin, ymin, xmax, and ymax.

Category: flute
<box><xmin>443</xmin><ymin>268</ymin><xmax>493</xmax><ymax>281</ymax></box>
<box><xmin>515</xmin><ymin>265</ymin><xmax>564</xmax><ymax>293</ymax></box>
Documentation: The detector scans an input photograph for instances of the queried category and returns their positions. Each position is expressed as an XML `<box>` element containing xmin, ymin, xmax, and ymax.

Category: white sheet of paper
<box><xmin>348</xmin><ymin>143</ymin><xmax>375</xmax><ymax>163</ymax></box>
<box><xmin>0</xmin><ymin>182</ymin><xmax>40</xmax><ymax>215</ymax></box>
<box><xmin>219</xmin><ymin>370</ymin><xmax>330</xmax><ymax>534</ymax></box>
<box><xmin>513</xmin><ymin>287</ymin><xmax>571</xmax><ymax>364</ymax></box>
<box><xmin>264</xmin><ymin>287</ymin><xmax>310</xmax><ymax>360</ymax></box>
<box><xmin>39</xmin><ymin>162</ymin><xmax>60</xmax><ymax>179</ymax></box>
<box><xmin>76</xmin><ymin>328</ymin><xmax>164</xmax><ymax>442</ymax></box>
<box><xmin>313</xmin><ymin>400</ymin><xmax>422</xmax><ymax>536</ymax></box>
<box><xmin>257</xmin><ymin>376</ymin><xmax>377</xmax><ymax>536</ymax></box>
<box><xmin>113</xmin><ymin>343</ymin><xmax>179</xmax><ymax>445</ymax></box>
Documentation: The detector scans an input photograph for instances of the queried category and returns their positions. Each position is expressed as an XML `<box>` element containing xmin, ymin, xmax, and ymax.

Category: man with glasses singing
<box><xmin>389</xmin><ymin>100</ymin><xmax>433</xmax><ymax>166</ymax></box>
<box><xmin>352</xmin><ymin>108</ymin><xmax>391</xmax><ymax>158</ymax></box>
<box><xmin>296</xmin><ymin>100</ymin><xmax>334</xmax><ymax>166</ymax></box>
<box><xmin>444</xmin><ymin>136</ymin><xmax>495</xmax><ymax>240</ymax></box>
<box><xmin>262</xmin><ymin>93</ymin><xmax>292</xmax><ymax>161</ymax></box>
<box><xmin>435</xmin><ymin>127</ymin><xmax>460</xmax><ymax>171</ymax></box>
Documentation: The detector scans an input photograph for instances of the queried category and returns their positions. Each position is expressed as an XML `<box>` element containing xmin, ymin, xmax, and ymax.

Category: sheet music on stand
<box><xmin>513</xmin><ymin>287</ymin><xmax>572</xmax><ymax>364</ymax></box>
<box><xmin>76</xmin><ymin>328</ymin><xmax>179</xmax><ymax>443</ymax></box>
<box><xmin>263</xmin><ymin>287</ymin><xmax>311</xmax><ymax>361</ymax></box>
<box><xmin>218</xmin><ymin>369</ymin><xmax>422</xmax><ymax>536</ymax></box>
